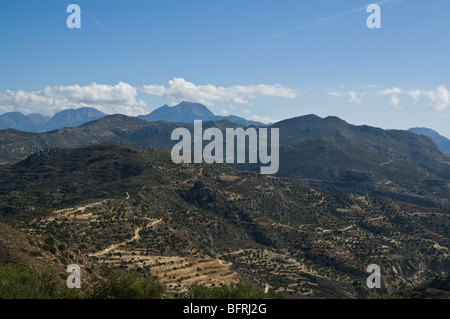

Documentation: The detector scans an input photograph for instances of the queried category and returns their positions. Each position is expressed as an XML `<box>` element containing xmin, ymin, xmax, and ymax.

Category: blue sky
<box><xmin>1</xmin><ymin>0</ymin><xmax>450</xmax><ymax>137</ymax></box>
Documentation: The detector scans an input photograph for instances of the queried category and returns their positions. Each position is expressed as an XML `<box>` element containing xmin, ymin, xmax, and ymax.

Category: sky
<box><xmin>1</xmin><ymin>0</ymin><xmax>450</xmax><ymax>137</ymax></box>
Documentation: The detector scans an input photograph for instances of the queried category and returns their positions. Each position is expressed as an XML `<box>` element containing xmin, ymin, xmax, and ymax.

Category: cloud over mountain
<box><xmin>141</xmin><ymin>77</ymin><xmax>297</xmax><ymax>106</ymax></box>
<box><xmin>0</xmin><ymin>79</ymin><xmax>297</xmax><ymax>117</ymax></box>
<box><xmin>0</xmin><ymin>82</ymin><xmax>146</xmax><ymax>116</ymax></box>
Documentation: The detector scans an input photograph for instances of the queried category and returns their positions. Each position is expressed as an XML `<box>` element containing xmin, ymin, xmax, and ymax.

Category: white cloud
<box><xmin>389</xmin><ymin>95</ymin><xmax>402</xmax><ymax>109</ymax></box>
<box><xmin>408</xmin><ymin>89</ymin><xmax>422</xmax><ymax>102</ymax></box>
<box><xmin>424</xmin><ymin>85</ymin><xmax>450</xmax><ymax>111</ymax></box>
<box><xmin>377</xmin><ymin>87</ymin><xmax>403</xmax><ymax>95</ymax></box>
<box><xmin>56</xmin><ymin>82</ymin><xmax>140</xmax><ymax>106</ymax></box>
<box><xmin>141</xmin><ymin>77</ymin><xmax>297</xmax><ymax>106</ymax></box>
<box><xmin>0</xmin><ymin>82</ymin><xmax>146</xmax><ymax>116</ymax></box>
<box><xmin>221</xmin><ymin>109</ymin><xmax>230</xmax><ymax>115</ymax></box>
<box><xmin>250</xmin><ymin>115</ymin><xmax>279</xmax><ymax>124</ymax></box>
<box><xmin>377</xmin><ymin>87</ymin><xmax>403</xmax><ymax>109</ymax></box>
<box><xmin>376</xmin><ymin>85</ymin><xmax>449</xmax><ymax>111</ymax></box>
<box><xmin>328</xmin><ymin>91</ymin><xmax>366</xmax><ymax>104</ymax></box>
<box><xmin>347</xmin><ymin>91</ymin><xmax>366</xmax><ymax>104</ymax></box>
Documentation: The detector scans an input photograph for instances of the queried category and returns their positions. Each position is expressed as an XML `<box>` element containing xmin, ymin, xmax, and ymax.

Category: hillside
<box><xmin>272</xmin><ymin>116</ymin><xmax>450</xmax><ymax>207</ymax></box>
<box><xmin>387</xmin><ymin>275</ymin><xmax>450</xmax><ymax>299</ymax></box>
<box><xmin>0</xmin><ymin>115</ymin><xmax>241</xmax><ymax>163</ymax></box>
<box><xmin>0</xmin><ymin>144</ymin><xmax>448</xmax><ymax>298</ymax></box>
<box><xmin>0</xmin><ymin>221</ymin><xmax>97</xmax><ymax>282</ymax></box>
<box><xmin>2</xmin><ymin>113</ymin><xmax>448</xmax><ymax>209</ymax></box>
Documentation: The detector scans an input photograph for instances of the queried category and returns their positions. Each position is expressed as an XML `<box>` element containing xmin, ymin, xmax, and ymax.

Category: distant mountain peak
<box><xmin>44</xmin><ymin>107</ymin><xmax>107</xmax><ymax>131</ymax></box>
<box><xmin>138</xmin><ymin>101</ymin><xmax>266</xmax><ymax>126</ymax></box>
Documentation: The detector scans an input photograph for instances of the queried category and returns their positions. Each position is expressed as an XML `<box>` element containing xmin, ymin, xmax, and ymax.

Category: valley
<box><xmin>0</xmin><ymin>144</ymin><xmax>448</xmax><ymax>298</ymax></box>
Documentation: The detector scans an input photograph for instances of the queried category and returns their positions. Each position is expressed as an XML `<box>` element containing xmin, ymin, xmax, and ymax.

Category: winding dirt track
<box><xmin>89</xmin><ymin>219</ymin><xmax>162</xmax><ymax>257</ymax></box>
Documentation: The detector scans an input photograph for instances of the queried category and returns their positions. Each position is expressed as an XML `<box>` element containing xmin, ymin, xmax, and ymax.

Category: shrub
<box><xmin>0</xmin><ymin>265</ymin><xmax>64</xmax><ymax>299</ymax></box>
<box><xmin>178</xmin><ymin>283</ymin><xmax>282</xmax><ymax>299</ymax></box>
<box><xmin>78</xmin><ymin>267</ymin><xmax>166</xmax><ymax>299</ymax></box>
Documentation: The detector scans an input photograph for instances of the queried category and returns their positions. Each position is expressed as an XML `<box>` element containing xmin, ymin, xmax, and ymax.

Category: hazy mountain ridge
<box><xmin>138</xmin><ymin>101</ymin><xmax>267</xmax><ymax>126</ymax></box>
<box><xmin>0</xmin><ymin>102</ymin><xmax>265</xmax><ymax>133</ymax></box>
<box><xmin>44</xmin><ymin>107</ymin><xmax>106</xmax><ymax>131</ymax></box>
<box><xmin>138</xmin><ymin>102</ymin><xmax>215</xmax><ymax>123</ymax></box>
<box><xmin>409</xmin><ymin>127</ymin><xmax>450</xmax><ymax>155</ymax></box>
<box><xmin>0</xmin><ymin>107</ymin><xmax>107</xmax><ymax>133</ymax></box>
<box><xmin>0</xmin><ymin>112</ymin><xmax>41</xmax><ymax>132</ymax></box>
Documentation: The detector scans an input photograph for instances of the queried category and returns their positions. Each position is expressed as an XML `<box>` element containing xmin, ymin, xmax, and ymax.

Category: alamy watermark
<box><xmin>65</xmin><ymin>3</ymin><xmax>380</xmax><ymax>30</ymax></box>
<box><xmin>367</xmin><ymin>4</ymin><xmax>381</xmax><ymax>29</ymax></box>
<box><xmin>66</xmin><ymin>264</ymin><xmax>81</xmax><ymax>289</ymax></box>
<box><xmin>171</xmin><ymin>120</ymin><xmax>279</xmax><ymax>174</ymax></box>
<box><xmin>66</xmin><ymin>4</ymin><xmax>81</xmax><ymax>29</ymax></box>
<box><xmin>366</xmin><ymin>264</ymin><xmax>381</xmax><ymax>288</ymax></box>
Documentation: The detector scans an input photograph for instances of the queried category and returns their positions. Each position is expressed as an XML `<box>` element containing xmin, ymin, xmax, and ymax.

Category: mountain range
<box><xmin>0</xmin><ymin>107</ymin><xmax>106</xmax><ymax>133</ymax></box>
<box><xmin>2</xmin><ymin>102</ymin><xmax>449</xmax><ymax>155</ymax></box>
<box><xmin>1</xmin><ymin>112</ymin><xmax>449</xmax><ymax>209</ymax></box>
<box><xmin>0</xmin><ymin>102</ymin><xmax>265</xmax><ymax>133</ymax></box>
<box><xmin>0</xmin><ymin>112</ymin><xmax>48</xmax><ymax>133</ymax></box>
